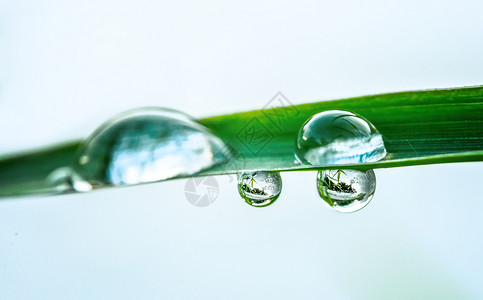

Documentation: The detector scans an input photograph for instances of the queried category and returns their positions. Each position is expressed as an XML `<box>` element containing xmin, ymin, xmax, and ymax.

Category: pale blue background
<box><xmin>0</xmin><ymin>0</ymin><xmax>482</xmax><ymax>299</ymax></box>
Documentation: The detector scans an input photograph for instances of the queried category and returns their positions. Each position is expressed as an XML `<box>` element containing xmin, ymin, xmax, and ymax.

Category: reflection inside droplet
<box><xmin>295</xmin><ymin>110</ymin><xmax>386</xmax><ymax>166</ymax></box>
<box><xmin>316</xmin><ymin>169</ymin><xmax>376</xmax><ymax>213</ymax></box>
<box><xmin>73</xmin><ymin>108</ymin><xmax>231</xmax><ymax>187</ymax></box>
<box><xmin>237</xmin><ymin>171</ymin><xmax>282</xmax><ymax>207</ymax></box>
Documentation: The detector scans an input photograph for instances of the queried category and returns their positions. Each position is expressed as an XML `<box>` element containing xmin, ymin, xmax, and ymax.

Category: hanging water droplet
<box><xmin>237</xmin><ymin>171</ymin><xmax>282</xmax><ymax>207</ymax></box>
<box><xmin>295</xmin><ymin>110</ymin><xmax>386</xmax><ymax>165</ymax></box>
<box><xmin>73</xmin><ymin>108</ymin><xmax>231</xmax><ymax>187</ymax></box>
<box><xmin>47</xmin><ymin>167</ymin><xmax>93</xmax><ymax>193</ymax></box>
<box><xmin>316</xmin><ymin>169</ymin><xmax>376</xmax><ymax>213</ymax></box>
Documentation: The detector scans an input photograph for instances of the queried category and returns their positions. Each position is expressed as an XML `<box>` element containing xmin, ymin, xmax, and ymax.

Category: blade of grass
<box><xmin>0</xmin><ymin>86</ymin><xmax>482</xmax><ymax>198</ymax></box>
<box><xmin>199</xmin><ymin>85</ymin><xmax>483</xmax><ymax>174</ymax></box>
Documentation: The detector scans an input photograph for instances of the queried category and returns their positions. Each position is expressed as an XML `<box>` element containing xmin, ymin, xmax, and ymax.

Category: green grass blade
<box><xmin>199</xmin><ymin>85</ymin><xmax>483</xmax><ymax>173</ymax></box>
<box><xmin>0</xmin><ymin>86</ymin><xmax>482</xmax><ymax>198</ymax></box>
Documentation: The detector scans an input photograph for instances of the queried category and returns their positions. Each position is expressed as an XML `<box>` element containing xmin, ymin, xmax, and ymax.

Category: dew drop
<box><xmin>47</xmin><ymin>167</ymin><xmax>93</xmax><ymax>193</ymax></box>
<box><xmin>237</xmin><ymin>171</ymin><xmax>282</xmax><ymax>207</ymax></box>
<box><xmin>73</xmin><ymin>108</ymin><xmax>231</xmax><ymax>187</ymax></box>
<box><xmin>295</xmin><ymin>110</ymin><xmax>386</xmax><ymax>165</ymax></box>
<box><xmin>316</xmin><ymin>169</ymin><xmax>376</xmax><ymax>213</ymax></box>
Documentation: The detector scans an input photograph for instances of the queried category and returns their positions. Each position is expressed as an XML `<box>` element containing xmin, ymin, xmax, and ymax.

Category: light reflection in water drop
<box><xmin>237</xmin><ymin>171</ymin><xmax>282</xmax><ymax>207</ymax></box>
<box><xmin>73</xmin><ymin>108</ymin><xmax>231</xmax><ymax>187</ymax></box>
<box><xmin>295</xmin><ymin>110</ymin><xmax>386</xmax><ymax>166</ymax></box>
<box><xmin>316</xmin><ymin>169</ymin><xmax>376</xmax><ymax>213</ymax></box>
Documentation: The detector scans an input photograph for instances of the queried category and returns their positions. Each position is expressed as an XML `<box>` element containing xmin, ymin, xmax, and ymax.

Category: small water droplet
<box><xmin>237</xmin><ymin>171</ymin><xmax>282</xmax><ymax>207</ymax></box>
<box><xmin>73</xmin><ymin>108</ymin><xmax>231</xmax><ymax>187</ymax></box>
<box><xmin>316</xmin><ymin>169</ymin><xmax>376</xmax><ymax>213</ymax></box>
<box><xmin>47</xmin><ymin>167</ymin><xmax>93</xmax><ymax>193</ymax></box>
<box><xmin>295</xmin><ymin>110</ymin><xmax>386</xmax><ymax>165</ymax></box>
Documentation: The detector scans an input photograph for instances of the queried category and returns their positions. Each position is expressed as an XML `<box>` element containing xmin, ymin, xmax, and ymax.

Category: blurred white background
<box><xmin>0</xmin><ymin>0</ymin><xmax>482</xmax><ymax>299</ymax></box>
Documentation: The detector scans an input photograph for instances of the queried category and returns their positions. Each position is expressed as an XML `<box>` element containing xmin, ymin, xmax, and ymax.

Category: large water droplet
<box><xmin>316</xmin><ymin>169</ymin><xmax>376</xmax><ymax>213</ymax></box>
<box><xmin>73</xmin><ymin>108</ymin><xmax>231</xmax><ymax>187</ymax></box>
<box><xmin>237</xmin><ymin>171</ymin><xmax>282</xmax><ymax>207</ymax></box>
<box><xmin>295</xmin><ymin>110</ymin><xmax>386</xmax><ymax>165</ymax></box>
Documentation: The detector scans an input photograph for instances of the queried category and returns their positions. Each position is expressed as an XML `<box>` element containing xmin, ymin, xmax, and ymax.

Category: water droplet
<box><xmin>73</xmin><ymin>108</ymin><xmax>231</xmax><ymax>187</ymax></box>
<box><xmin>316</xmin><ymin>169</ymin><xmax>376</xmax><ymax>213</ymax></box>
<box><xmin>237</xmin><ymin>171</ymin><xmax>282</xmax><ymax>207</ymax></box>
<box><xmin>47</xmin><ymin>167</ymin><xmax>93</xmax><ymax>193</ymax></box>
<box><xmin>295</xmin><ymin>110</ymin><xmax>386</xmax><ymax>165</ymax></box>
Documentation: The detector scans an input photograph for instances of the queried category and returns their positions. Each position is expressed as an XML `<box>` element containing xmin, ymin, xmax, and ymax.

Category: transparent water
<box><xmin>295</xmin><ymin>110</ymin><xmax>387</xmax><ymax>165</ymax></box>
<box><xmin>2</xmin><ymin>5</ymin><xmax>482</xmax><ymax>297</ymax></box>
<box><xmin>237</xmin><ymin>171</ymin><xmax>282</xmax><ymax>207</ymax></box>
<box><xmin>47</xmin><ymin>167</ymin><xmax>93</xmax><ymax>193</ymax></box>
<box><xmin>316</xmin><ymin>169</ymin><xmax>376</xmax><ymax>213</ymax></box>
<box><xmin>72</xmin><ymin>108</ymin><xmax>231</xmax><ymax>187</ymax></box>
